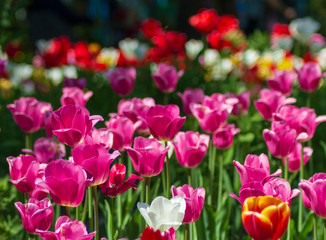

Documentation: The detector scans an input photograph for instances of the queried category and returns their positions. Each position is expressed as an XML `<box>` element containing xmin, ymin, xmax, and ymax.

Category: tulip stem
<box><xmin>81</xmin><ymin>191</ymin><xmax>88</xmax><ymax>222</ymax></box>
<box><xmin>188</xmin><ymin>168</ymin><xmax>192</xmax><ymax>186</ymax></box>
<box><xmin>217</xmin><ymin>150</ymin><xmax>223</xmax><ymax>211</ymax></box>
<box><xmin>88</xmin><ymin>187</ymin><xmax>93</xmax><ymax>232</ymax></box>
<box><xmin>166</xmin><ymin>151</ymin><xmax>171</xmax><ymax>198</ymax></box>
<box><xmin>284</xmin><ymin>157</ymin><xmax>288</xmax><ymax>181</ymax></box>
<box><xmin>76</xmin><ymin>205</ymin><xmax>79</xmax><ymax>220</ymax></box>
<box><xmin>92</xmin><ymin>186</ymin><xmax>99</xmax><ymax>240</ymax></box>
<box><xmin>55</xmin><ymin>204</ymin><xmax>60</xmax><ymax>222</ymax></box>
<box><xmin>127</xmin><ymin>153</ymin><xmax>132</xmax><ymax>204</ymax></box>
<box><xmin>298</xmin><ymin>145</ymin><xmax>304</xmax><ymax>232</ymax></box>
<box><xmin>324</xmin><ymin>219</ymin><xmax>326</xmax><ymax>240</ymax></box>
<box><xmin>314</xmin><ymin>214</ymin><xmax>317</xmax><ymax>240</ymax></box>
<box><xmin>208</xmin><ymin>141</ymin><xmax>216</xmax><ymax>206</ymax></box>
<box><xmin>185</xmin><ymin>223</ymin><xmax>189</xmax><ymax>240</ymax></box>
<box><xmin>66</xmin><ymin>206</ymin><xmax>71</xmax><ymax>218</ymax></box>
<box><xmin>25</xmin><ymin>133</ymin><xmax>32</xmax><ymax>150</ymax></box>
<box><xmin>146</xmin><ymin>177</ymin><xmax>151</xmax><ymax>203</ymax></box>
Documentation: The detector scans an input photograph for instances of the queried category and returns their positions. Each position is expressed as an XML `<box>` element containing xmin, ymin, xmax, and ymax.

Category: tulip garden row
<box><xmin>2</xmin><ymin>8</ymin><xmax>326</xmax><ymax>240</ymax></box>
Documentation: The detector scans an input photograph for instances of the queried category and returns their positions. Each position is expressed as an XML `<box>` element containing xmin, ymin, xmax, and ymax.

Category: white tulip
<box><xmin>137</xmin><ymin>196</ymin><xmax>186</xmax><ymax>232</ymax></box>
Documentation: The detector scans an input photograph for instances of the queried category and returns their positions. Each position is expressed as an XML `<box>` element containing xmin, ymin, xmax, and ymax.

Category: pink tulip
<box><xmin>299</xmin><ymin>173</ymin><xmax>326</xmax><ymax>214</ymax></box>
<box><xmin>212</xmin><ymin>124</ymin><xmax>240</xmax><ymax>149</ymax></box>
<box><xmin>178</xmin><ymin>88</ymin><xmax>205</xmax><ymax>116</ymax></box>
<box><xmin>118</xmin><ymin>97</ymin><xmax>155</xmax><ymax>135</ymax></box>
<box><xmin>105</xmin><ymin>115</ymin><xmax>141</xmax><ymax>151</ymax></box>
<box><xmin>296</xmin><ymin>62</ymin><xmax>322</xmax><ymax>92</ymax></box>
<box><xmin>15</xmin><ymin>198</ymin><xmax>53</xmax><ymax>234</ymax></box>
<box><xmin>72</xmin><ymin>137</ymin><xmax>120</xmax><ymax>186</ymax></box>
<box><xmin>63</xmin><ymin>77</ymin><xmax>87</xmax><ymax>89</ymax></box>
<box><xmin>106</xmin><ymin>67</ymin><xmax>136</xmax><ymax>96</ymax></box>
<box><xmin>88</xmin><ymin>128</ymin><xmax>113</xmax><ymax>150</ymax></box>
<box><xmin>7</xmin><ymin>154</ymin><xmax>39</xmax><ymax>193</ymax></box>
<box><xmin>37</xmin><ymin>216</ymin><xmax>96</xmax><ymax>240</ymax></box>
<box><xmin>23</xmin><ymin>137</ymin><xmax>66</xmax><ymax>164</ymax></box>
<box><xmin>171</xmin><ymin>185</ymin><xmax>205</xmax><ymax>223</ymax></box>
<box><xmin>140</xmin><ymin>227</ymin><xmax>176</xmax><ymax>240</ymax></box>
<box><xmin>47</xmin><ymin>105</ymin><xmax>103</xmax><ymax>147</ymax></box>
<box><xmin>143</xmin><ymin>104</ymin><xmax>186</xmax><ymax>141</ymax></box>
<box><xmin>231</xmin><ymin>177</ymin><xmax>299</xmax><ymax>204</ymax></box>
<box><xmin>60</xmin><ymin>87</ymin><xmax>93</xmax><ymax>107</ymax></box>
<box><xmin>7</xmin><ymin>97</ymin><xmax>52</xmax><ymax>133</ymax></box>
<box><xmin>126</xmin><ymin>137</ymin><xmax>169</xmax><ymax>177</ymax></box>
<box><xmin>29</xmin><ymin>185</ymin><xmax>49</xmax><ymax>201</ymax></box>
<box><xmin>227</xmin><ymin>91</ymin><xmax>250</xmax><ymax>116</ymax></box>
<box><xmin>152</xmin><ymin>63</ymin><xmax>184</xmax><ymax>93</ymax></box>
<box><xmin>172</xmin><ymin>131</ymin><xmax>209</xmax><ymax>168</ymax></box>
<box><xmin>285</xmin><ymin>142</ymin><xmax>312</xmax><ymax>172</ymax></box>
<box><xmin>38</xmin><ymin>159</ymin><xmax>89</xmax><ymax>207</ymax></box>
<box><xmin>233</xmin><ymin>154</ymin><xmax>282</xmax><ymax>185</ymax></box>
<box><xmin>263</xmin><ymin>128</ymin><xmax>297</xmax><ymax>159</ymax></box>
<box><xmin>100</xmin><ymin>164</ymin><xmax>144</xmax><ymax>197</ymax></box>
<box><xmin>254</xmin><ymin>89</ymin><xmax>296</xmax><ymax>121</ymax></box>
<box><xmin>266</xmin><ymin>70</ymin><xmax>297</xmax><ymax>96</ymax></box>
<box><xmin>274</xmin><ymin>105</ymin><xmax>326</xmax><ymax>142</ymax></box>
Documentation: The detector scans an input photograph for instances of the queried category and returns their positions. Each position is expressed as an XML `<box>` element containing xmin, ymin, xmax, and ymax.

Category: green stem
<box><xmin>188</xmin><ymin>168</ymin><xmax>192</xmax><ymax>186</ymax></box>
<box><xmin>65</xmin><ymin>206</ymin><xmax>70</xmax><ymax>218</ymax></box>
<box><xmin>208</xmin><ymin>141</ymin><xmax>216</xmax><ymax>206</ymax></box>
<box><xmin>76</xmin><ymin>205</ymin><xmax>79</xmax><ymax>220</ymax></box>
<box><xmin>298</xmin><ymin>144</ymin><xmax>304</xmax><ymax>233</ymax></box>
<box><xmin>217</xmin><ymin>150</ymin><xmax>223</xmax><ymax>211</ymax></box>
<box><xmin>163</xmin><ymin>93</ymin><xmax>169</xmax><ymax>105</ymax></box>
<box><xmin>185</xmin><ymin>223</ymin><xmax>189</xmax><ymax>240</ymax></box>
<box><xmin>314</xmin><ymin>214</ymin><xmax>317</xmax><ymax>240</ymax></box>
<box><xmin>162</xmin><ymin>163</ymin><xmax>167</xmax><ymax>197</ymax></box>
<box><xmin>146</xmin><ymin>177</ymin><xmax>151</xmax><ymax>203</ymax></box>
<box><xmin>25</xmin><ymin>133</ymin><xmax>32</xmax><ymax>150</ymax></box>
<box><xmin>117</xmin><ymin>195</ymin><xmax>122</xmax><ymax>228</ymax></box>
<box><xmin>166</xmin><ymin>149</ymin><xmax>171</xmax><ymax>198</ymax></box>
<box><xmin>127</xmin><ymin>153</ymin><xmax>132</xmax><ymax>203</ymax></box>
<box><xmin>284</xmin><ymin>157</ymin><xmax>288</xmax><ymax>181</ymax></box>
<box><xmin>55</xmin><ymin>204</ymin><xmax>60</xmax><ymax>221</ymax></box>
<box><xmin>81</xmin><ymin>191</ymin><xmax>88</xmax><ymax>222</ymax></box>
<box><xmin>324</xmin><ymin>219</ymin><xmax>326</xmax><ymax>240</ymax></box>
<box><xmin>92</xmin><ymin>186</ymin><xmax>99</xmax><ymax>240</ymax></box>
<box><xmin>88</xmin><ymin>187</ymin><xmax>93</xmax><ymax>232</ymax></box>
<box><xmin>105</xmin><ymin>200</ymin><xmax>114</xmax><ymax>240</ymax></box>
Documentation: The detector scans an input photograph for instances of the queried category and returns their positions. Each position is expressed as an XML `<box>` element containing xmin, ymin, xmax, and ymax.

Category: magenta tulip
<box><xmin>7</xmin><ymin>154</ymin><xmax>39</xmax><ymax>193</ymax></box>
<box><xmin>171</xmin><ymin>184</ymin><xmax>205</xmax><ymax>223</ymax></box>
<box><xmin>178</xmin><ymin>88</ymin><xmax>205</xmax><ymax>116</ymax></box>
<box><xmin>143</xmin><ymin>104</ymin><xmax>186</xmax><ymax>141</ymax></box>
<box><xmin>72</xmin><ymin>137</ymin><xmax>120</xmax><ymax>186</ymax></box>
<box><xmin>263</xmin><ymin>128</ymin><xmax>297</xmax><ymax>159</ymax></box>
<box><xmin>100</xmin><ymin>164</ymin><xmax>144</xmax><ymax>197</ymax></box>
<box><xmin>60</xmin><ymin>87</ymin><xmax>93</xmax><ymax>107</ymax></box>
<box><xmin>106</xmin><ymin>67</ymin><xmax>136</xmax><ymax>96</ymax></box>
<box><xmin>37</xmin><ymin>216</ymin><xmax>96</xmax><ymax>240</ymax></box>
<box><xmin>38</xmin><ymin>159</ymin><xmax>89</xmax><ymax>207</ymax></box>
<box><xmin>118</xmin><ymin>97</ymin><xmax>155</xmax><ymax>135</ymax></box>
<box><xmin>266</xmin><ymin>70</ymin><xmax>296</xmax><ymax>96</ymax></box>
<box><xmin>254</xmin><ymin>89</ymin><xmax>296</xmax><ymax>121</ymax></box>
<box><xmin>274</xmin><ymin>105</ymin><xmax>326</xmax><ymax>142</ymax></box>
<box><xmin>296</xmin><ymin>62</ymin><xmax>322</xmax><ymax>92</ymax></box>
<box><xmin>15</xmin><ymin>198</ymin><xmax>53</xmax><ymax>234</ymax></box>
<box><xmin>126</xmin><ymin>137</ymin><xmax>169</xmax><ymax>177</ymax></box>
<box><xmin>7</xmin><ymin>97</ymin><xmax>52</xmax><ymax>133</ymax></box>
<box><xmin>285</xmin><ymin>142</ymin><xmax>312</xmax><ymax>172</ymax></box>
<box><xmin>233</xmin><ymin>154</ymin><xmax>282</xmax><ymax>185</ymax></box>
<box><xmin>227</xmin><ymin>91</ymin><xmax>250</xmax><ymax>116</ymax></box>
<box><xmin>88</xmin><ymin>128</ymin><xmax>113</xmax><ymax>150</ymax></box>
<box><xmin>212</xmin><ymin>124</ymin><xmax>240</xmax><ymax>149</ymax></box>
<box><xmin>172</xmin><ymin>131</ymin><xmax>209</xmax><ymax>168</ymax></box>
<box><xmin>152</xmin><ymin>63</ymin><xmax>184</xmax><ymax>93</ymax></box>
<box><xmin>105</xmin><ymin>115</ymin><xmax>141</xmax><ymax>151</ymax></box>
<box><xmin>63</xmin><ymin>77</ymin><xmax>87</xmax><ymax>89</ymax></box>
<box><xmin>48</xmin><ymin>105</ymin><xmax>103</xmax><ymax>147</ymax></box>
<box><xmin>299</xmin><ymin>173</ymin><xmax>326</xmax><ymax>214</ymax></box>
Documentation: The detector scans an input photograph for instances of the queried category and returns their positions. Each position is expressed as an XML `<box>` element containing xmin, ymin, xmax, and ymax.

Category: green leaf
<box><xmin>238</xmin><ymin>132</ymin><xmax>255</xmax><ymax>143</ymax></box>
<box><xmin>299</xmin><ymin>211</ymin><xmax>314</xmax><ymax>240</ymax></box>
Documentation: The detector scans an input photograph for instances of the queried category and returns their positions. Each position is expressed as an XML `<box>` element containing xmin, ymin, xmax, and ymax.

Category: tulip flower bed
<box><xmin>2</xmin><ymin>8</ymin><xmax>326</xmax><ymax>240</ymax></box>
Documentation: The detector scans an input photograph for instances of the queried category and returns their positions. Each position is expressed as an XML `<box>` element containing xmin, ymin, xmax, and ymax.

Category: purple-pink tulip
<box><xmin>72</xmin><ymin>137</ymin><xmax>120</xmax><ymax>186</ymax></box>
<box><xmin>7</xmin><ymin>154</ymin><xmax>39</xmax><ymax>193</ymax></box>
<box><xmin>100</xmin><ymin>164</ymin><xmax>144</xmax><ymax>197</ymax></box>
<box><xmin>254</xmin><ymin>89</ymin><xmax>296</xmax><ymax>121</ymax></box>
<box><xmin>143</xmin><ymin>104</ymin><xmax>186</xmax><ymax>141</ymax></box>
<box><xmin>152</xmin><ymin>63</ymin><xmax>184</xmax><ymax>93</ymax></box>
<box><xmin>118</xmin><ymin>97</ymin><xmax>155</xmax><ymax>135</ymax></box>
<box><xmin>15</xmin><ymin>198</ymin><xmax>53</xmax><ymax>234</ymax></box>
<box><xmin>178</xmin><ymin>88</ymin><xmax>205</xmax><ymax>116</ymax></box>
<box><xmin>37</xmin><ymin>216</ymin><xmax>96</xmax><ymax>240</ymax></box>
<box><xmin>106</xmin><ymin>67</ymin><xmax>136</xmax><ymax>96</ymax></box>
<box><xmin>227</xmin><ymin>91</ymin><xmax>250</xmax><ymax>116</ymax></box>
<box><xmin>263</xmin><ymin>128</ymin><xmax>297</xmax><ymax>159</ymax></box>
<box><xmin>63</xmin><ymin>77</ymin><xmax>87</xmax><ymax>89</ymax></box>
<box><xmin>212</xmin><ymin>124</ymin><xmax>240</xmax><ymax>149</ymax></box>
<box><xmin>266</xmin><ymin>70</ymin><xmax>297</xmax><ymax>96</ymax></box>
<box><xmin>299</xmin><ymin>173</ymin><xmax>326</xmax><ymax>214</ymax></box>
<box><xmin>47</xmin><ymin>105</ymin><xmax>103</xmax><ymax>147</ymax></box>
<box><xmin>172</xmin><ymin>131</ymin><xmax>209</xmax><ymax>168</ymax></box>
<box><xmin>38</xmin><ymin>159</ymin><xmax>89</xmax><ymax>207</ymax></box>
<box><xmin>88</xmin><ymin>128</ymin><xmax>113</xmax><ymax>150</ymax></box>
<box><xmin>274</xmin><ymin>105</ymin><xmax>326</xmax><ymax>142</ymax></box>
<box><xmin>285</xmin><ymin>142</ymin><xmax>312</xmax><ymax>172</ymax></box>
<box><xmin>233</xmin><ymin>154</ymin><xmax>281</xmax><ymax>185</ymax></box>
<box><xmin>126</xmin><ymin>137</ymin><xmax>169</xmax><ymax>177</ymax></box>
<box><xmin>7</xmin><ymin>97</ymin><xmax>52</xmax><ymax>133</ymax></box>
<box><xmin>296</xmin><ymin>62</ymin><xmax>322</xmax><ymax>92</ymax></box>
<box><xmin>171</xmin><ymin>184</ymin><xmax>205</xmax><ymax>223</ymax></box>
<box><xmin>60</xmin><ymin>86</ymin><xmax>93</xmax><ymax>107</ymax></box>
<box><xmin>105</xmin><ymin>115</ymin><xmax>141</xmax><ymax>151</ymax></box>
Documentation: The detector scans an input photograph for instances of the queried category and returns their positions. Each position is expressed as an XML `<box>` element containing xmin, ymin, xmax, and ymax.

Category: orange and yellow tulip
<box><xmin>241</xmin><ymin>196</ymin><xmax>290</xmax><ymax>240</ymax></box>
